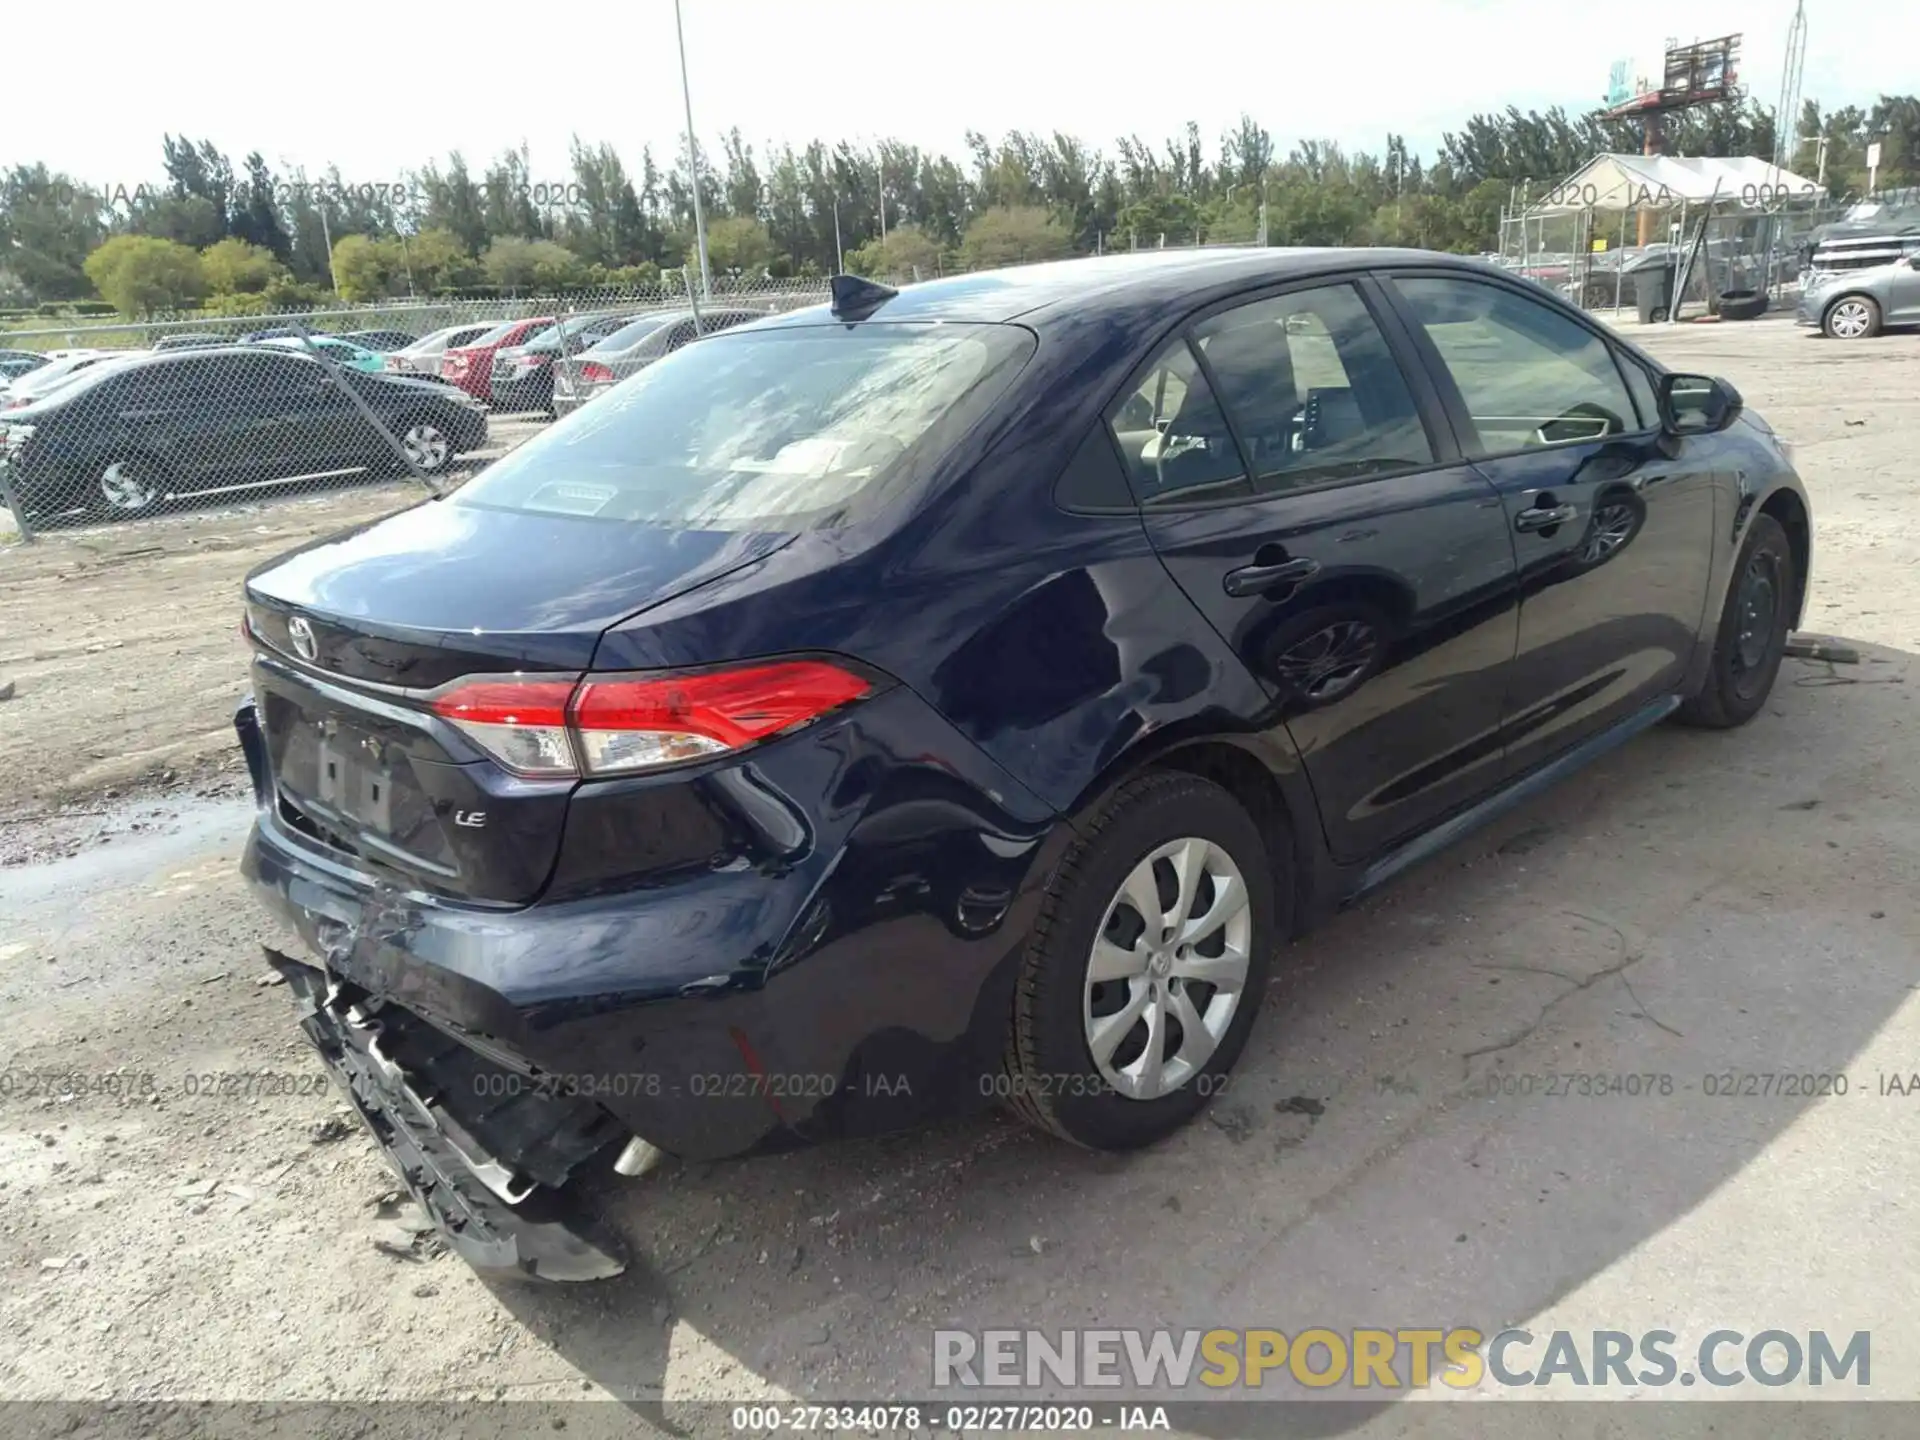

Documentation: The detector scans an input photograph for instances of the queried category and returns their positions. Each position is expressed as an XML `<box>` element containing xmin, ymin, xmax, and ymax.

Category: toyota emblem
<box><xmin>287</xmin><ymin>615</ymin><xmax>318</xmax><ymax>662</ymax></box>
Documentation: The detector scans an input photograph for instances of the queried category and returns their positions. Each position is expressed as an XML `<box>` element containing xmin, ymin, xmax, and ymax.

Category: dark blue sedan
<box><xmin>234</xmin><ymin>248</ymin><xmax>1811</xmax><ymax>1279</ymax></box>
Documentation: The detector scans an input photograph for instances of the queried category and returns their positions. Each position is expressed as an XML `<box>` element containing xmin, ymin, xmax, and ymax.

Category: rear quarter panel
<box><xmin>589</xmin><ymin>310</ymin><xmax>1321</xmax><ymax>860</ymax></box>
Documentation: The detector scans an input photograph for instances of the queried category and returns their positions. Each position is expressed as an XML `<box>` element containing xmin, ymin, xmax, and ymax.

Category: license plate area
<box><xmin>315</xmin><ymin>731</ymin><xmax>394</xmax><ymax>834</ymax></box>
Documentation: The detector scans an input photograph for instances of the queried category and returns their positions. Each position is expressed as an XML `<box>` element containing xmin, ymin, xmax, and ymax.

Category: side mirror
<box><xmin>1659</xmin><ymin>372</ymin><xmax>1742</xmax><ymax>435</ymax></box>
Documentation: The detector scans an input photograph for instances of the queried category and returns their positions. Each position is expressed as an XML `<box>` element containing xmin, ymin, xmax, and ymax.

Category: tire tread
<box><xmin>1003</xmin><ymin>771</ymin><xmax>1241</xmax><ymax>1146</ymax></box>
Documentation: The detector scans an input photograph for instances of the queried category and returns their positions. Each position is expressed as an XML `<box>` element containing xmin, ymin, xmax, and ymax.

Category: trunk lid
<box><xmin>244</xmin><ymin>498</ymin><xmax>793</xmax><ymax>903</ymax></box>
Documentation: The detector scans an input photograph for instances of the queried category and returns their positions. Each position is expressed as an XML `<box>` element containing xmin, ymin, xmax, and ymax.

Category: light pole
<box><xmin>673</xmin><ymin>0</ymin><xmax>712</xmax><ymax>300</ymax></box>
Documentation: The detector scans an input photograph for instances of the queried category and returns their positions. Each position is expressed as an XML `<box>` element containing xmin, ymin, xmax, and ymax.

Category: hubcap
<box><xmin>1083</xmin><ymin>837</ymin><xmax>1252</xmax><ymax>1101</ymax></box>
<box><xmin>1733</xmin><ymin>554</ymin><xmax>1779</xmax><ymax>675</ymax></box>
<box><xmin>403</xmin><ymin>424</ymin><xmax>449</xmax><ymax>470</ymax></box>
<box><xmin>100</xmin><ymin>461</ymin><xmax>157</xmax><ymax>510</ymax></box>
<box><xmin>1274</xmin><ymin>619</ymin><xmax>1378</xmax><ymax>701</ymax></box>
<box><xmin>1830</xmin><ymin>301</ymin><xmax>1870</xmax><ymax>338</ymax></box>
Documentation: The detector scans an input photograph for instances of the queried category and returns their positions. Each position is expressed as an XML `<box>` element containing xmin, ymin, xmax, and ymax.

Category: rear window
<box><xmin>593</xmin><ymin>315</ymin><xmax>671</xmax><ymax>351</ymax></box>
<box><xmin>468</xmin><ymin>321</ymin><xmax>521</xmax><ymax>347</ymax></box>
<box><xmin>455</xmin><ymin>322</ymin><xmax>1034</xmax><ymax>531</ymax></box>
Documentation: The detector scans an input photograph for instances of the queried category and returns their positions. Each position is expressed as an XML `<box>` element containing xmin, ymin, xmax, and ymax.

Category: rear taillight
<box><xmin>429</xmin><ymin>678</ymin><xmax>577</xmax><ymax>776</ymax></box>
<box><xmin>427</xmin><ymin>661</ymin><xmax>872</xmax><ymax>779</ymax></box>
<box><xmin>580</xmin><ymin>362</ymin><xmax>613</xmax><ymax>384</ymax></box>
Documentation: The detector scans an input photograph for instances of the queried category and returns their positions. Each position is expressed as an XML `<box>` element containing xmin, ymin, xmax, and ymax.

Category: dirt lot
<box><xmin>0</xmin><ymin>412</ymin><xmax>547</xmax><ymax>826</ymax></box>
<box><xmin>2</xmin><ymin>317</ymin><xmax>1918</xmax><ymax>1430</ymax></box>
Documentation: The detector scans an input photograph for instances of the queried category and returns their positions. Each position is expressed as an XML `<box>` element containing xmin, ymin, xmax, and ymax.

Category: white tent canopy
<box><xmin>1526</xmin><ymin>154</ymin><xmax>1825</xmax><ymax>215</ymax></box>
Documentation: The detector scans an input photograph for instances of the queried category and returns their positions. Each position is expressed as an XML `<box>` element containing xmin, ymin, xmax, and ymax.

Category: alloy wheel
<box><xmin>1082</xmin><ymin>837</ymin><xmax>1251</xmax><ymax>1100</ymax></box>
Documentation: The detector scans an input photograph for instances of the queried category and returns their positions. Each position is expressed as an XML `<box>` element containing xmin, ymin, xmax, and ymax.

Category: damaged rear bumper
<box><xmin>267</xmin><ymin>949</ymin><xmax>627</xmax><ymax>1282</ymax></box>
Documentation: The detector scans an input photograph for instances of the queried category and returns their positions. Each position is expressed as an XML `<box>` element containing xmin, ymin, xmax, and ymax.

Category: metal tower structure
<box><xmin>1773</xmin><ymin>1</ymin><xmax>1808</xmax><ymax>173</ymax></box>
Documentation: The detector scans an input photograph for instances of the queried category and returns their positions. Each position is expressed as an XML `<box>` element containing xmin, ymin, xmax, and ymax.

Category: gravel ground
<box><xmin>1</xmin><ymin>317</ymin><xmax>1917</xmax><ymax>1432</ymax></box>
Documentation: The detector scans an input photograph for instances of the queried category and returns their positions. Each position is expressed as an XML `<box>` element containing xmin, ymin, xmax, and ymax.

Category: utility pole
<box><xmin>673</xmin><ymin>0</ymin><xmax>712</xmax><ymax>300</ymax></box>
<box><xmin>1773</xmin><ymin>0</ymin><xmax>1808</xmax><ymax>174</ymax></box>
<box><xmin>832</xmin><ymin>199</ymin><xmax>844</xmax><ymax>274</ymax></box>
<box><xmin>318</xmin><ymin>203</ymin><xmax>339</xmax><ymax>297</ymax></box>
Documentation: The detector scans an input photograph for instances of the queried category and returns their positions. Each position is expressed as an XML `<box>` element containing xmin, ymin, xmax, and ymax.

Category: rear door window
<box><xmin>456</xmin><ymin>322</ymin><xmax>1035</xmax><ymax>530</ymax></box>
<box><xmin>1102</xmin><ymin>339</ymin><xmax>1249</xmax><ymax>506</ymax></box>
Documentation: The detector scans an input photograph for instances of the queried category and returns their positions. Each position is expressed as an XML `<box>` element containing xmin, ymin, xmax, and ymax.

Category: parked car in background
<box><xmin>153</xmin><ymin>333</ymin><xmax>235</xmax><ymax>352</ymax></box>
<box><xmin>551</xmin><ymin>307</ymin><xmax>770</xmax><ymax>417</ymax></box>
<box><xmin>487</xmin><ymin>312</ymin><xmax>635</xmax><ymax>414</ymax></box>
<box><xmin>2</xmin><ymin>350</ymin><xmax>142</xmax><ymax>410</ymax></box>
<box><xmin>0</xmin><ymin>350</ymin><xmax>51</xmax><ymax>383</ymax></box>
<box><xmin>1797</xmin><ymin>236</ymin><xmax>1920</xmax><ymax>338</ymax></box>
<box><xmin>232</xmin><ymin>253</ymin><xmax>1810</xmax><ymax>1280</ymax></box>
<box><xmin>243</xmin><ymin>325</ymin><xmax>331</xmax><ymax>343</ymax></box>
<box><xmin>440</xmin><ymin>316</ymin><xmax>552</xmax><ymax>404</ymax></box>
<box><xmin>259</xmin><ymin>336</ymin><xmax>388</xmax><ymax>373</ymax></box>
<box><xmin>0</xmin><ymin>345</ymin><xmax>487</xmax><ymax>521</ymax></box>
<box><xmin>339</xmin><ymin>329</ymin><xmax>419</xmax><ymax>353</ymax></box>
<box><xmin>385</xmin><ymin>322</ymin><xmax>495</xmax><ymax>379</ymax></box>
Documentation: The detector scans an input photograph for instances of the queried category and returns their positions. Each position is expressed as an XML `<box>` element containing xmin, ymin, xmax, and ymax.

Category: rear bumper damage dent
<box><xmin>266</xmin><ymin>948</ymin><xmax>627</xmax><ymax>1282</ymax></box>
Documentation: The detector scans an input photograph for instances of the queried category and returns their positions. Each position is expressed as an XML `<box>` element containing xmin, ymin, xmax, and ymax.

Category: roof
<box><xmin>1526</xmin><ymin>154</ymin><xmax>1825</xmax><ymax>214</ymax></box>
<box><xmin>762</xmin><ymin>247</ymin><xmax>1496</xmax><ymax>328</ymax></box>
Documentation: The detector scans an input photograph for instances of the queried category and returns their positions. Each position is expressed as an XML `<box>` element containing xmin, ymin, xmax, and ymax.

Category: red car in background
<box><xmin>440</xmin><ymin>317</ymin><xmax>554</xmax><ymax>403</ymax></box>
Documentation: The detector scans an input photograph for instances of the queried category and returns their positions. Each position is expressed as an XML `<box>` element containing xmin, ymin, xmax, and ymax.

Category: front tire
<box><xmin>1004</xmin><ymin>772</ymin><xmax>1279</xmax><ymax>1150</ymax></box>
<box><xmin>1823</xmin><ymin>295</ymin><xmax>1882</xmax><ymax>340</ymax></box>
<box><xmin>1677</xmin><ymin>513</ymin><xmax>1795</xmax><ymax>729</ymax></box>
<box><xmin>399</xmin><ymin>420</ymin><xmax>453</xmax><ymax>475</ymax></box>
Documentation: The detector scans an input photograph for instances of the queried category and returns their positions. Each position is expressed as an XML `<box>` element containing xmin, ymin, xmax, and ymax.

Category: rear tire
<box><xmin>87</xmin><ymin>455</ymin><xmax>165</xmax><ymax>518</ymax></box>
<box><xmin>398</xmin><ymin>420</ymin><xmax>453</xmax><ymax>475</ymax></box>
<box><xmin>1003</xmin><ymin>772</ymin><xmax>1280</xmax><ymax>1150</ymax></box>
<box><xmin>1823</xmin><ymin>295</ymin><xmax>1882</xmax><ymax>340</ymax></box>
<box><xmin>1677</xmin><ymin>514</ymin><xmax>1794</xmax><ymax>729</ymax></box>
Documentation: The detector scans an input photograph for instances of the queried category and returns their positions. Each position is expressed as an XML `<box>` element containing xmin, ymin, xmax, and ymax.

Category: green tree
<box><xmin>83</xmin><ymin>235</ymin><xmax>206</xmax><ymax>315</ymax></box>
<box><xmin>703</xmin><ymin>214</ymin><xmax>774</xmax><ymax>275</ymax></box>
<box><xmin>330</xmin><ymin>233</ymin><xmax>399</xmax><ymax>301</ymax></box>
<box><xmin>230</xmin><ymin>153</ymin><xmax>290</xmax><ymax>259</ymax></box>
<box><xmin>400</xmin><ymin>228</ymin><xmax>477</xmax><ymax>292</ymax></box>
<box><xmin>482</xmin><ymin>236</ymin><xmax>581</xmax><ymax>292</ymax></box>
<box><xmin>200</xmin><ymin>237</ymin><xmax>285</xmax><ymax>294</ymax></box>
<box><xmin>0</xmin><ymin>164</ymin><xmax>104</xmax><ymax>301</ymax></box>
<box><xmin>843</xmin><ymin>224</ymin><xmax>943</xmax><ymax>279</ymax></box>
<box><xmin>958</xmin><ymin>206</ymin><xmax>1074</xmax><ymax>269</ymax></box>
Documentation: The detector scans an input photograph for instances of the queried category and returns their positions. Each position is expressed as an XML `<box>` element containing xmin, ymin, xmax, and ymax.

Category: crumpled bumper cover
<box><xmin>268</xmin><ymin>948</ymin><xmax>627</xmax><ymax>1282</ymax></box>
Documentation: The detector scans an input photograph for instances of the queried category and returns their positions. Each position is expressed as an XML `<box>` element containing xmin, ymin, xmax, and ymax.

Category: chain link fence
<box><xmin>0</xmin><ymin>272</ymin><xmax>827</xmax><ymax>541</ymax></box>
<box><xmin>1493</xmin><ymin>199</ymin><xmax>1851</xmax><ymax>318</ymax></box>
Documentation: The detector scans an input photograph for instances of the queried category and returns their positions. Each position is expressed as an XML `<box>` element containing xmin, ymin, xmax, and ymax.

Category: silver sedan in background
<box><xmin>385</xmin><ymin>322</ymin><xmax>498</xmax><ymax>378</ymax></box>
<box><xmin>551</xmin><ymin>307</ymin><xmax>771</xmax><ymax>417</ymax></box>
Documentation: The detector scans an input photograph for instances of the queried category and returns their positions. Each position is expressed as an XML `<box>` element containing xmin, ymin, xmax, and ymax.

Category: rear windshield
<box><xmin>455</xmin><ymin>322</ymin><xmax>1034</xmax><ymax>531</ymax></box>
<box><xmin>591</xmin><ymin>315</ymin><xmax>671</xmax><ymax>351</ymax></box>
<box><xmin>468</xmin><ymin>321</ymin><xmax>522</xmax><ymax>346</ymax></box>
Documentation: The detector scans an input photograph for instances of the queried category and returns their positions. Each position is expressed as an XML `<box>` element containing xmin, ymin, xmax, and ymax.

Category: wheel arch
<box><xmin>1758</xmin><ymin>486</ymin><xmax>1812</xmax><ymax>629</ymax></box>
<box><xmin>1062</xmin><ymin>731</ymin><xmax>1328</xmax><ymax>940</ymax></box>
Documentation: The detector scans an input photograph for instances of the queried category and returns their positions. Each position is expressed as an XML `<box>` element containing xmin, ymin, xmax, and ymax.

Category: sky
<box><xmin>2</xmin><ymin>0</ymin><xmax>1908</xmax><ymax>190</ymax></box>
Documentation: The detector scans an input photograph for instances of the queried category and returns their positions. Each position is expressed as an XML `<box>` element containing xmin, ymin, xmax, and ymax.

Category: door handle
<box><xmin>1514</xmin><ymin>503</ymin><xmax>1577</xmax><ymax>533</ymax></box>
<box><xmin>1223</xmin><ymin>556</ymin><xmax>1320</xmax><ymax>597</ymax></box>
